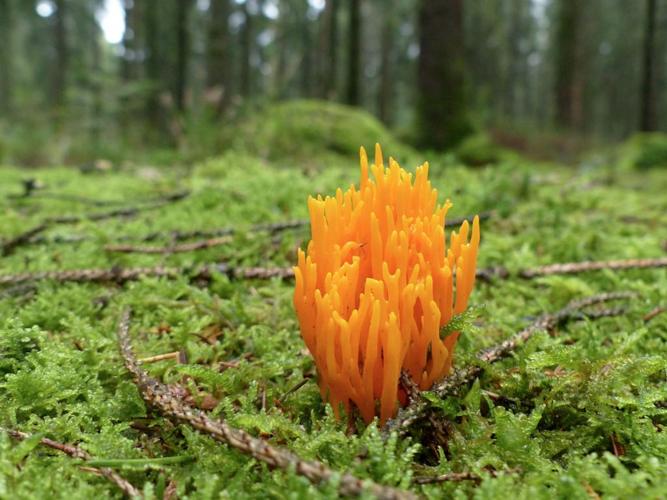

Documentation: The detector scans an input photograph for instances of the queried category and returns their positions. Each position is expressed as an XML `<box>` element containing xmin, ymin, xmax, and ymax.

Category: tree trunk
<box><xmin>274</xmin><ymin>12</ymin><xmax>288</xmax><ymax>98</ymax></box>
<box><xmin>121</xmin><ymin>0</ymin><xmax>142</xmax><ymax>82</ymax></box>
<box><xmin>640</xmin><ymin>0</ymin><xmax>658</xmax><ymax>131</ymax></box>
<box><xmin>346</xmin><ymin>0</ymin><xmax>361</xmax><ymax>106</ymax></box>
<box><xmin>318</xmin><ymin>0</ymin><xmax>339</xmax><ymax>99</ymax></box>
<box><xmin>0</xmin><ymin>0</ymin><xmax>13</xmax><ymax>115</ymax></box>
<box><xmin>240</xmin><ymin>0</ymin><xmax>253</xmax><ymax>98</ymax></box>
<box><xmin>378</xmin><ymin>4</ymin><xmax>395</xmax><ymax>124</ymax></box>
<box><xmin>417</xmin><ymin>0</ymin><xmax>470</xmax><ymax>149</ymax></box>
<box><xmin>52</xmin><ymin>0</ymin><xmax>69</xmax><ymax>114</ymax></box>
<box><xmin>554</xmin><ymin>0</ymin><xmax>583</xmax><ymax>129</ymax></box>
<box><xmin>206</xmin><ymin>0</ymin><xmax>231</xmax><ymax>113</ymax></box>
<box><xmin>145</xmin><ymin>0</ymin><xmax>165</xmax><ymax>135</ymax></box>
<box><xmin>174</xmin><ymin>0</ymin><xmax>192</xmax><ymax>113</ymax></box>
<box><xmin>300</xmin><ymin>11</ymin><xmax>313</xmax><ymax>97</ymax></box>
<box><xmin>327</xmin><ymin>0</ymin><xmax>339</xmax><ymax>99</ymax></box>
<box><xmin>89</xmin><ymin>2</ymin><xmax>102</xmax><ymax>149</ymax></box>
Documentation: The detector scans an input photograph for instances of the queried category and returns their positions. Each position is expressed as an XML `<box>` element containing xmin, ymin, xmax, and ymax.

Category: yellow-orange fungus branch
<box><xmin>293</xmin><ymin>144</ymin><xmax>480</xmax><ymax>424</ymax></box>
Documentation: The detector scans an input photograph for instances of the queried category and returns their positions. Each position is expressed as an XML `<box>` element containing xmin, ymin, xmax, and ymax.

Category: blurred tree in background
<box><xmin>0</xmin><ymin>0</ymin><xmax>665</xmax><ymax>165</ymax></box>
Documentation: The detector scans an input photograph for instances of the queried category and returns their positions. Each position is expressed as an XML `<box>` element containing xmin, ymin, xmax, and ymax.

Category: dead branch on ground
<box><xmin>2</xmin><ymin>255</ymin><xmax>666</xmax><ymax>288</ymax></box>
<box><xmin>4</xmin><ymin>428</ymin><xmax>141</xmax><ymax>498</ymax></box>
<box><xmin>116</xmin><ymin>309</ymin><xmax>415</xmax><ymax>500</ymax></box>
<box><xmin>519</xmin><ymin>257</ymin><xmax>667</xmax><ymax>278</ymax></box>
<box><xmin>1</xmin><ymin>191</ymin><xmax>189</xmax><ymax>256</ymax></box>
<box><xmin>0</xmin><ymin>263</ymin><xmax>294</xmax><ymax>287</ymax></box>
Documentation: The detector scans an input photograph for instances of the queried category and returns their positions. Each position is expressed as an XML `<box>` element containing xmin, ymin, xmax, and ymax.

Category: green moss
<box><xmin>455</xmin><ymin>133</ymin><xmax>517</xmax><ymax>166</ymax></box>
<box><xmin>620</xmin><ymin>132</ymin><xmax>667</xmax><ymax>169</ymax></box>
<box><xmin>0</xmin><ymin>139</ymin><xmax>666</xmax><ymax>498</ymax></box>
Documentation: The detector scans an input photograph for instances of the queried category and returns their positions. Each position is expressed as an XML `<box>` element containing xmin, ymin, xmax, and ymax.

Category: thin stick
<box><xmin>4</xmin><ymin>429</ymin><xmax>141</xmax><ymax>498</ymax></box>
<box><xmin>0</xmin><ymin>282</ymin><xmax>37</xmax><ymax>299</ymax></box>
<box><xmin>280</xmin><ymin>378</ymin><xmax>311</xmax><ymax>400</ymax></box>
<box><xmin>3</xmin><ymin>254</ymin><xmax>666</xmax><ymax>288</ymax></box>
<box><xmin>105</xmin><ymin>236</ymin><xmax>233</xmax><ymax>254</ymax></box>
<box><xmin>0</xmin><ymin>264</ymin><xmax>294</xmax><ymax>287</ymax></box>
<box><xmin>643</xmin><ymin>305</ymin><xmax>666</xmax><ymax>323</ymax></box>
<box><xmin>384</xmin><ymin>292</ymin><xmax>635</xmax><ymax>437</ymax></box>
<box><xmin>110</xmin><ymin>213</ymin><xmax>490</xmax><ymax>243</ymax></box>
<box><xmin>28</xmin><ymin>212</ymin><xmax>491</xmax><ymax>249</ymax></box>
<box><xmin>13</xmin><ymin>192</ymin><xmax>126</xmax><ymax>207</ymax></box>
<box><xmin>26</xmin><ymin>220</ymin><xmax>308</xmax><ymax>247</ymax></box>
<box><xmin>413</xmin><ymin>468</ymin><xmax>518</xmax><ymax>485</ymax></box>
<box><xmin>0</xmin><ymin>263</ymin><xmax>502</xmax><ymax>288</ymax></box>
<box><xmin>138</xmin><ymin>351</ymin><xmax>182</xmax><ymax>364</ymax></box>
<box><xmin>1</xmin><ymin>191</ymin><xmax>189</xmax><ymax>256</ymax></box>
<box><xmin>400</xmin><ymin>371</ymin><xmax>421</xmax><ymax>403</ymax></box>
<box><xmin>519</xmin><ymin>257</ymin><xmax>667</xmax><ymax>279</ymax></box>
<box><xmin>20</xmin><ymin>212</ymin><xmax>490</xmax><ymax>250</ymax></box>
<box><xmin>413</xmin><ymin>471</ymin><xmax>482</xmax><ymax>484</ymax></box>
<box><xmin>116</xmin><ymin>309</ymin><xmax>415</xmax><ymax>500</ymax></box>
<box><xmin>0</xmin><ymin>223</ymin><xmax>49</xmax><ymax>256</ymax></box>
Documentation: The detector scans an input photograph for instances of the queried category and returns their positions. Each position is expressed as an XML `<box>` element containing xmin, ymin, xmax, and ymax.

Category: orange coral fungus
<box><xmin>293</xmin><ymin>144</ymin><xmax>480</xmax><ymax>424</ymax></box>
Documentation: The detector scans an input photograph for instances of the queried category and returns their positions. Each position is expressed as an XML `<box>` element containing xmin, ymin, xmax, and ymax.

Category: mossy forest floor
<box><xmin>1</xmin><ymin>140</ymin><xmax>666</xmax><ymax>499</ymax></box>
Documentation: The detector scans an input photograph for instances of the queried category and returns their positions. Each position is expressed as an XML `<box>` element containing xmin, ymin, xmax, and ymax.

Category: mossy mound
<box><xmin>620</xmin><ymin>132</ymin><xmax>667</xmax><ymax>169</ymax></box>
<box><xmin>230</xmin><ymin>100</ymin><xmax>417</xmax><ymax>167</ymax></box>
<box><xmin>455</xmin><ymin>133</ymin><xmax>517</xmax><ymax>166</ymax></box>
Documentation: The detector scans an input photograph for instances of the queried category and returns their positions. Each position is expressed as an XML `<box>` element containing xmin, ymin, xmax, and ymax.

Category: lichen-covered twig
<box><xmin>0</xmin><ymin>262</ymin><xmax>505</xmax><ymax>288</ymax></box>
<box><xmin>384</xmin><ymin>292</ymin><xmax>635</xmax><ymax>438</ymax></box>
<box><xmin>25</xmin><ymin>220</ymin><xmax>308</xmax><ymax>247</ymax></box>
<box><xmin>3</xmin><ymin>255</ymin><xmax>665</xmax><ymax>288</ymax></box>
<box><xmin>26</xmin><ymin>213</ymin><xmax>491</xmax><ymax>251</ymax></box>
<box><xmin>0</xmin><ymin>263</ymin><xmax>294</xmax><ymax>287</ymax></box>
<box><xmin>413</xmin><ymin>471</ymin><xmax>483</xmax><ymax>484</ymax></box>
<box><xmin>116</xmin><ymin>309</ymin><xmax>416</xmax><ymax>500</ymax></box>
<box><xmin>519</xmin><ymin>257</ymin><xmax>667</xmax><ymax>278</ymax></box>
<box><xmin>643</xmin><ymin>305</ymin><xmax>666</xmax><ymax>323</ymax></box>
<box><xmin>474</xmin><ymin>266</ymin><xmax>510</xmax><ymax>282</ymax></box>
<box><xmin>4</xmin><ymin>428</ymin><xmax>141</xmax><ymax>498</ymax></box>
<box><xmin>1</xmin><ymin>191</ymin><xmax>189</xmax><ymax>256</ymax></box>
<box><xmin>105</xmin><ymin>236</ymin><xmax>233</xmax><ymax>254</ymax></box>
<box><xmin>127</xmin><ymin>212</ymin><xmax>490</xmax><ymax>243</ymax></box>
<box><xmin>413</xmin><ymin>468</ymin><xmax>518</xmax><ymax>485</ymax></box>
<box><xmin>0</xmin><ymin>223</ymin><xmax>50</xmax><ymax>256</ymax></box>
<box><xmin>0</xmin><ymin>282</ymin><xmax>37</xmax><ymax>299</ymax></box>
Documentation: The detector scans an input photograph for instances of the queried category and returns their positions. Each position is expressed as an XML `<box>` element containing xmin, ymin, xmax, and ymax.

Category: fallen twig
<box><xmin>123</xmin><ymin>212</ymin><xmax>490</xmax><ymax>244</ymax></box>
<box><xmin>138</xmin><ymin>351</ymin><xmax>187</xmax><ymax>364</ymax></box>
<box><xmin>474</xmin><ymin>266</ymin><xmax>510</xmax><ymax>282</ymax></box>
<box><xmin>0</xmin><ymin>223</ymin><xmax>50</xmax><ymax>256</ymax></box>
<box><xmin>643</xmin><ymin>305</ymin><xmax>666</xmax><ymax>323</ymax></box>
<box><xmin>25</xmin><ymin>220</ymin><xmax>308</xmax><ymax>247</ymax></box>
<box><xmin>280</xmin><ymin>378</ymin><xmax>312</xmax><ymax>401</ymax></box>
<box><xmin>12</xmin><ymin>191</ymin><xmax>126</xmax><ymax>207</ymax></box>
<box><xmin>105</xmin><ymin>236</ymin><xmax>233</xmax><ymax>254</ymax></box>
<box><xmin>3</xmin><ymin>255</ymin><xmax>665</xmax><ymax>288</ymax></box>
<box><xmin>1</xmin><ymin>191</ymin><xmax>189</xmax><ymax>256</ymax></box>
<box><xmin>400</xmin><ymin>371</ymin><xmax>421</xmax><ymax>403</ymax></box>
<box><xmin>117</xmin><ymin>309</ymin><xmax>415</xmax><ymax>500</ymax></box>
<box><xmin>4</xmin><ymin>428</ymin><xmax>141</xmax><ymax>498</ymax></box>
<box><xmin>26</xmin><ymin>212</ymin><xmax>492</xmax><ymax>251</ymax></box>
<box><xmin>0</xmin><ymin>264</ymin><xmax>496</xmax><ymax>288</ymax></box>
<box><xmin>413</xmin><ymin>471</ymin><xmax>482</xmax><ymax>485</ymax></box>
<box><xmin>383</xmin><ymin>292</ymin><xmax>636</xmax><ymax>438</ymax></box>
<box><xmin>519</xmin><ymin>257</ymin><xmax>667</xmax><ymax>279</ymax></box>
<box><xmin>471</xmin><ymin>257</ymin><xmax>667</xmax><ymax>283</ymax></box>
<box><xmin>0</xmin><ymin>263</ymin><xmax>294</xmax><ymax>287</ymax></box>
<box><xmin>413</xmin><ymin>468</ymin><xmax>518</xmax><ymax>485</ymax></box>
<box><xmin>0</xmin><ymin>282</ymin><xmax>37</xmax><ymax>299</ymax></box>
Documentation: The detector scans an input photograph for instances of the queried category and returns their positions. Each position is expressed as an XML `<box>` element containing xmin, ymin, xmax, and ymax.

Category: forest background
<box><xmin>0</xmin><ymin>0</ymin><xmax>665</xmax><ymax>165</ymax></box>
